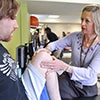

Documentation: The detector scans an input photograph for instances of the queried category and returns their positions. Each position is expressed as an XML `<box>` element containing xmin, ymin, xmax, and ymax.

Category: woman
<box><xmin>41</xmin><ymin>5</ymin><xmax>100</xmax><ymax>99</ymax></box>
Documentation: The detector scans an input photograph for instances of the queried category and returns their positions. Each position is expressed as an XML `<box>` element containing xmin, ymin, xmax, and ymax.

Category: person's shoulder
<box><xmin>0</xmin><ymin>43</ymin><xmax>8</xmax><ymax>53</ymax></box>
<box><xmin>70</xmin><ymin>31</ymin><xmax>82</xmax><ymax>36</ymax></box>
<box><xmin>51</xmin><ymin>32</ymin><xmax>56</xmax><ymax>35</ymax></box>
<box><xmin>65</xmin><ymin>31</ymin><xmax>82</xmax><ymax>40</ymax></box>
<box><xmin>51</xmin><ymin>32</ymin><xmax>58</xmax><ymax>37</ymax></box>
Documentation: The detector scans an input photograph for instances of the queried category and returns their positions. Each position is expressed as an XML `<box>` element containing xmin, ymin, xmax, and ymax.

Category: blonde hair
<box><xmin>0</xmin><ymin>0</ymin><xmax>19</xmax><ymax>20</ymax></box>
<box><xmin>82</xmin><ymin>5</ymin><xmax>100</xmax><ymax>35</ymax></box>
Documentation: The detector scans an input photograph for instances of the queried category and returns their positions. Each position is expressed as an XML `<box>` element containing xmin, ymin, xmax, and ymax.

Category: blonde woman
<box><xmin>41</xmin><ymin>5</ymin><xmax>100</xmax><ymax>99</ymax></box>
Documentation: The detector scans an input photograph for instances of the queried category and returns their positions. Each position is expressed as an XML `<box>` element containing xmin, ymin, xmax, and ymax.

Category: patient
<box><xmin>22</xmin><ymin>51</ymin><xmax>61</xmax><ymax>100</ymax></box>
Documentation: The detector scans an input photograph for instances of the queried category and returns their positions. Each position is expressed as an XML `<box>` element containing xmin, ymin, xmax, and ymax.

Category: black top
<box><xmin>0</xmin><ymin>44</ymin><xmax>28</xmax><ymax>100</ymax></box>
<box><xmin>47</xmin><ymin>32</ymin><xmax>58</xmax><ymax>42</ymax></box>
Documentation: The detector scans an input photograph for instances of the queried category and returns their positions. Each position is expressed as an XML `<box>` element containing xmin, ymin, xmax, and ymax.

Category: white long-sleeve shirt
<box><xmin>48</xmin><ymin>32</ymin><xmax>100</xmax><ymax>86</ymax></box>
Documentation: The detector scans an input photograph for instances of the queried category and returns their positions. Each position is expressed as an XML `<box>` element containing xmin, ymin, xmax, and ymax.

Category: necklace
<box><xmin>80</xmin><ymin>35</ymin><xmax>97</xmax><ymax>67</ymax></box>
<box><xmin>83</xmin><ymin>35</ymin><xmax>97</xmax><ymax>48</ymax></box>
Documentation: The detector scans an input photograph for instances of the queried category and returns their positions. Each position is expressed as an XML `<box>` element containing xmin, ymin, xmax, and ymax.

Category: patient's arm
<box><xmin>31</xmin><ymin>51</ymin><xmax>61</xmax><ymax>100</ymax></box>
<box><xmin>46</xmin><ymin>70</ymin><xmax>61</xmax><ymax>100</ymax></box>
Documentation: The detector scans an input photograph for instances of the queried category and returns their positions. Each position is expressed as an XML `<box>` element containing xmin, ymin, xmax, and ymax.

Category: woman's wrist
<box><xmin>65</xmin><ymin>65</ymin><xmax>73</xmax><ymax>73</ymax></box>
<box><xmin>45</xmin><ymin>46</ymin><xmax>52</xmax><ymax>55</ymax></box>
<box><xmin>46</xmin><ymin>46</ymin><xmax>51</xmax><ymax>51</ymax></box>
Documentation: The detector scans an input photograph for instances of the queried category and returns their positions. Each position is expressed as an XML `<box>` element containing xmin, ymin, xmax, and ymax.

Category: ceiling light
<box><xmin>48</xmin><ymin>15</ymin><xmax>60</xmax><ymax>18</ymax></box>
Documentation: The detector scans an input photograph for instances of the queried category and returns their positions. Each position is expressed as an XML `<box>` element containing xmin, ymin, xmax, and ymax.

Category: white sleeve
<box><xmin>21</xmin><ymin>63</ymin><xmax>46</xmax><ymax>100</ymax></box>
<box><xmin>71</xmin><ymin>50</ymin><xmax>100</xmax><ymax>86</ymax></box>
<box><xmin>71</xmin><ymin>66</ymin><xmax>97</xmax><ymax>86</ymax></box>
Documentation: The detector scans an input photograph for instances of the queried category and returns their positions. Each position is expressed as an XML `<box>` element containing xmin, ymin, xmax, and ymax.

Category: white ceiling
<box><xmin>22</xmin><ymin>0</ymin><xmax>100</xmax><ymax>24</ymax></box>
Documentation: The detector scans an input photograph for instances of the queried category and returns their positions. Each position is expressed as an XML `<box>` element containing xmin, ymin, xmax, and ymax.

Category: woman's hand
<box><xmin>41</xmin><ymin>56</ymin><xmax>68</xmax><ymax>72</ymax></box>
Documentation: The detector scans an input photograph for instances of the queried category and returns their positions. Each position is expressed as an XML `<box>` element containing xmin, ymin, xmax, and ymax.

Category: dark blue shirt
<box><xmin>0</xmin><ymin>44</ymin><xmax>28</xmax><ymax>100</ymax></box>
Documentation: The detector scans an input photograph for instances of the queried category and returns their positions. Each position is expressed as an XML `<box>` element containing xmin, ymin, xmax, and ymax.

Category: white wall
<box><xmin>42</xmin><ymin>23</ymin><xmax>81</xmax><ymax>38</ymax></box>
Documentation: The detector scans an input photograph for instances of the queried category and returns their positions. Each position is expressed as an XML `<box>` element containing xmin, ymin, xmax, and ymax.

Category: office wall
<box><xmin>20</xmin><ymin>2</ymin><xmax>30</xmax><ymax>45</ymax></box>
<box><xmin>43</xmin><ymin>23</ymin><xmax>81</xmax><ymax>38</ymax></box>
